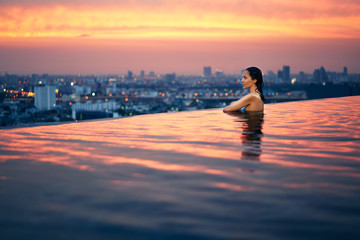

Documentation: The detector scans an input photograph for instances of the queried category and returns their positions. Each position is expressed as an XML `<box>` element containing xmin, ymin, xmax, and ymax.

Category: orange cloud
<box><xmin>1</xmin><ymin>0</ymin><xmax>360</xmax><ymax>74</ymax></box>
<box><xmin>0</xmin><ymin>0</ymin><xmax>359</xmax><ymax>39</ymax></box>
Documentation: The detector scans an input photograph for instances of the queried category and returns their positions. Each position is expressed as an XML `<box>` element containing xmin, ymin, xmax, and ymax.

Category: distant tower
<box><xmin>215</xmin><ymin>70</ymin><xmax>224</xmax><ymax>78</ymax></box>
<box><xmin>319</xmin><ymin>66</ymin><xmax>329</xmax><ymax>84</ymax></box>
<box><xmin>277</xmin><ymin>70</ymin><xmax>283</xmax><ymax>82</ymax></box>
<box><xmin>127</xmin><ymin>71</ymin><xmax>133</xmax><ymax>80</ymax></box>
<box><xmin>313</xmin><ymin>69</ymin><xmax>320</xmax><ymax>82</ymax></box>
<box><xmin>283</xmin><ymin>65</ymin><xmax>290</xmax><ymax>83</ymax></box>
<box><xmin>165</xmin><ymin>73</ymin><xmax>176</xmax><ymax>82</ymax></box>
<box><xmin>313</xmin><ymin>66</ymin><xmax>329</xmax><ymax>85</ymax></box>
<box><xmin>34</xmin><ymin>84</ymin><xmax>56</xmax><ymax>110</ymax></box>
<box><xmin>5</xmin><ymin>73</ymin><xmax>18</xmax><ymax>87</ymax></box>
<box><xmin>140</xmin><ymin>70</ymin><xmax>145</xmax><ymax>79</ymax></box>
<box><xmin>299</xmin><ymin>71</ymin><xmax>305</xmax><ymax>83</ymax></box>
<box><xmin>343</xmin><ymin>66</ymin><xmax>348</xmax><ymax>76</ymax></box>
<box><xmin>203</xmin><ymin>66</ymin><xmax>212</xmax><ymax>77</ymax></box>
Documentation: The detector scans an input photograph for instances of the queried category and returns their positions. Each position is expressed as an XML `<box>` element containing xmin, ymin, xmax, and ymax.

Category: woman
<box><xmin>223</xmin><ymin>66</ymin><xmax>265</xmax><ymax>112</ymax></box>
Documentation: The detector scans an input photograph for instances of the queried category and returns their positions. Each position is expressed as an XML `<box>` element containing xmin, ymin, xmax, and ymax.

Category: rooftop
<box><xmin>1</xmin><ymin>96</ymin><xmax>360</xmax><ymax>239</ymax></box>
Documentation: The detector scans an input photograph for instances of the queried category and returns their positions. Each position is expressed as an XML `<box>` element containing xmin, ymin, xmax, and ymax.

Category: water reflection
<box><xmin>1</xmin><ymin>96</ymin><xmax>360</xmax><ymax>240</ymax></box>
<box><xmin>225</xmin><ymin>111</ymin><xmax>264</xmax><ymax>161</ymax></box>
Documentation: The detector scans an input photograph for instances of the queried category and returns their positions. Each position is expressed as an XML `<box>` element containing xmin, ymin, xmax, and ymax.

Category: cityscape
<box><xmin>1</xmin><ymin>65</ymin><xmax>359</xmax><ymax>127</ymax></box>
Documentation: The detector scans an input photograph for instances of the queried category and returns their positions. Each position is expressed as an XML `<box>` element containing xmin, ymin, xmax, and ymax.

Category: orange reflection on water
<box><xmin>0</xmin><ymin>118</ymin><xmax>234</xmax><ymax>176</ymax></box>
<box><xmin>0</xmin><ymin>96</ymin><xmax>359</xmax><ymax>179</ymax></box>
<box><xmin>261</xmin><ymin>97</ymin><xmax>360</xmax><ymax>165</ymax></box>
<box><xmin>214</xmin><ymin>182</ymin><xmax>252</xmax><ymax>192</ymax></box>
<box><xmin>0</xmin><ymin>135</ymin><xmax>95</xmax><ymax>170</ymax></box>
<box><xmin>1</xmin><ymin>96</ymin><xmax>360</xmax><ymax>240</ymax></box>
<box><xmin>2</xmin><ymin>112</ymin><xmax>240</xmax><ymax>163</ymax></box>
<box><xmin>104</xmin><ymin>156</ymin><xmax>230</xmax><ymax>176</ymax></box>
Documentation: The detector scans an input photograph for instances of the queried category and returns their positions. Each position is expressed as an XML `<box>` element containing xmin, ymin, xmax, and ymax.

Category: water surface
<box><xmin>1</xmin><ymin>96</ymin><xmax>360</xmax><ymax>239</ymax></box>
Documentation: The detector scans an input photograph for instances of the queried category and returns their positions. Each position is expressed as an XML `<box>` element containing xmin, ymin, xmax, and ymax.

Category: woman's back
<box><xmin>244</xmin><ymin>93</ymin><xmax>264</xmax><ymax>111</ymax></box>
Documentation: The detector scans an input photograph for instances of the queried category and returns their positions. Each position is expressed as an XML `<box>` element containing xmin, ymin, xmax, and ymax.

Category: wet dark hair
<box><xmin>245</xmin><ymin>66</ymin><xmax>265</xmax><ymax>102</ymax></box>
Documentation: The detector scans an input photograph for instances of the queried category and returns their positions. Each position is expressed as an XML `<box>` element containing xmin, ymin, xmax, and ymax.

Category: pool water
<box><xmin>1</xmin><ymin>96</ymin><xmax>360</xmax><ymax>239</ymax></box>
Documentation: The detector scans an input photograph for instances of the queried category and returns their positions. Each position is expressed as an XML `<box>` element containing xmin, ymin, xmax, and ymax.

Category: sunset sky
<box><xmin>1</xmin><ymin>0</ymin><xmax>360</xmax><ymax>75</ymax></box>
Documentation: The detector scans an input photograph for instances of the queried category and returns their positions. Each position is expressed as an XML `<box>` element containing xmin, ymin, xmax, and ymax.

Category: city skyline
<box><xmin>1</xmin><ymin>0</ymin><xmax>360</xmax><ymax>74</ymax></box>
<box><xmin>0</xmin><ymin>64</ymin><xmax>352</xmax><ymax>77</ymax></box>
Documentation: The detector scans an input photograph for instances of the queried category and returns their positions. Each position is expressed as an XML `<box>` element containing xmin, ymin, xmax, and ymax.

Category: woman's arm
<box><xmin>223</xmin><ymin>94</ymin><xmax>254</xmax><ymax>112</ymax></box>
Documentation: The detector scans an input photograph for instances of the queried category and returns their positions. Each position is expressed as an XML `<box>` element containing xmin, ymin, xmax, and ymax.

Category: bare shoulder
<box><xmin>248</xmin><ymin>92</ymin><xmax>261</xmax><ymax>99</ymax></box>
<box><xmin>246</xmin><ymin>93</ymin><xmax>264</xmax><ymax>111</ymax></box>
<box><xmin>237</xmin><ymin>93</ymin><xmax>256</xmax><ymax>102</ymax></box>
<box><xmin>248</xmin><ymin>93</ymin><xmax>263</xmax><ymax>104</ymax></box>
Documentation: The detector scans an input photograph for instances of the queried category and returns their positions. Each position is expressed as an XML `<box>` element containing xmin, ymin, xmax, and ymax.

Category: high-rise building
<box><xmin>34</xmin><ymin>84</ymin><xmax>56</xmax><ymax>110</ymax></box>
<box><xmin>344</xmin><ymin>66</ymin><xmax>348</xmax><ymax>76</ymax></box>
<box><xmin>5</xmin><ymin>73</ymin><xmax>18</xmax><ymax>87</ymax></box>
<box><xmin>140</xmin><ymin>70</ymin><xmax>145</xmax><ymax>79</ymax></box>
<box><xmin>264</xmin><ymin>70</ymin><xmax>276</xmax><ymax>84</ymax></box>
<box><xmin>165</xmin><ymin>73</ymin><xmax>176</xmax><ymax>82</ymax></box>
<box><xmin>299</xmin><ymin>71</ymin><xmax>306</xmax><ymax>83</ymax></box>
<box><xmin>277</xmin><ymin>70</ymin><xmax>283</xmax><ymax>83</ymax></box>
<box><xmin>313</xmin><ymin>66</ymin><xmax>329</xmax><ymax>85</ymax></box>
<box><xmin>203</xmin><ymin>66</ymin><xmax>212</xmax><ymax>77</ymax></box>
<box><xmin>127</xmin><ymin>71</ymin><xmax>133</xmax><ymax>80</ymax></box>
<box><xmin>283</xmin><ymin>65</ymin><xmax>290</xmax><ymax>83</ymax></box>
<box><xmin>215</xmin><ymin>70</ymin><xmax>224</xmax><ymax>78</ymax></box>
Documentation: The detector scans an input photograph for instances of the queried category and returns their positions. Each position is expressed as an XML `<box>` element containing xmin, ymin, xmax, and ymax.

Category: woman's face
<box><xmin>241</xmin><ymin>70</ymin><xmax>256</xmax><ymax>89</ymax></box>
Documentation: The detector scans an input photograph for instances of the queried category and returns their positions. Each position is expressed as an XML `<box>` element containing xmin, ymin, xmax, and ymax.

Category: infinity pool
<box><xmin>1</xmin><ymin>96</ymin><xmax>360</xmax><ymax>239</ymax></box>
